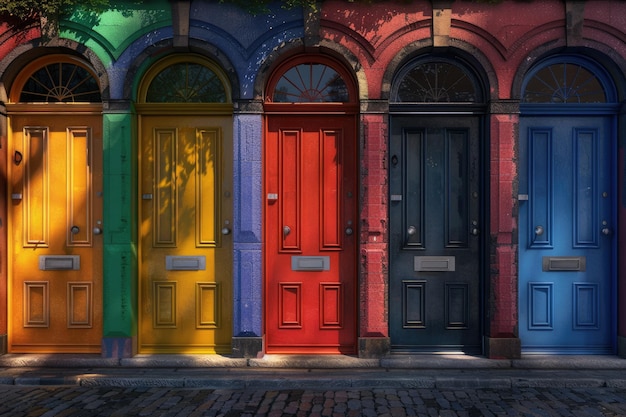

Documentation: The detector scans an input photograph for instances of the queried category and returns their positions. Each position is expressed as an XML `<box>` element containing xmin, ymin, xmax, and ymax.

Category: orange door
<box><xmin>9</xmin><ymin>115</ymin><xmax>103</xmax><ymax>353</ymax></box>
<box><xmin>265</xmin><ymin>115</ymin><xmax>357</xmax><ymax>354</ymax></box>
<box><xmin>139</xmin><ymin>116</ymin><xmax>232</xmax><ymax>353</ymax></box>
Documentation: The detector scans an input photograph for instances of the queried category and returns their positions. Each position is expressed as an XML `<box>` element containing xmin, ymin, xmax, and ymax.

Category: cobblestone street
<box><xmin>1</xmin><ymin>385</ymin><xmax>626</xmax><ymax>417</ymax></box>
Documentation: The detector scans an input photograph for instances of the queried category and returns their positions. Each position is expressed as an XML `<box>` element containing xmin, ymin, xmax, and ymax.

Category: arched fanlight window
<box><xmin>522</xmin><ymin>59</ymin><xmax>608</xmax><ymax>104</ymax></box>
<box><xmin>271</xmin><ymin>62</ymin><xmax>350</xmax><ymax>103</ymax></box>
<box><xmin>18</xmin><ymin>61</ymin><xmax>101</xmax><ymax>103</ymax></box>
<box><xmin>145</xmin><ymin>62</ymin><xmax>227</xmax><ymax>103</ymax></box>
<box><xmin>392</xmin><ymin>58</ymin><xmax>480</xmax><ymax>103</ymax></box>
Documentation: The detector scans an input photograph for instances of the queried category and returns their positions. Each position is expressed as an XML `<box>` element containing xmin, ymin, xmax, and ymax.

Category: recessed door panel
<box><xmin>139</xmin><ymin>116</ymin><xmax>232</xmax><ymax>353</ymax></box>
<box><xmin>519</xmin><ymin>116</ymin><xmax>614</xmax><ymax>353</ymax></box>
<box><xmin>265</xmin><ymin>115</ymin><xmax>357</xmax><ymax>354</ymax></box>
<box><xmin>9</xmin><ymin>115</ymin><xmax>103</xmax><ymax>353</ymax></box>
<box><xmin>389</xmin><ymin>116</ymin><xmax>481</xmax><ymax>353</ymax></box>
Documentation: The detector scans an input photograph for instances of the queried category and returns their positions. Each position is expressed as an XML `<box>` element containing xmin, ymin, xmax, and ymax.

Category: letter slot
<box><xmin>39</xmin><ymin>255</ymin><xmax>80</xmax><ymax>270</ymax></box>
<box><xmin>291</xmin><ymin>256</ymin><xmax>330</xmax><ymax>271</ymax></box>
<box><xmin>414</xmin><ymin>256</ymin><xmax>456</xmax><ymax>272</ymax></box>
<box><xmin>166</xmin><ymin>256</ymin><xmax>206</xmax><ymax>271</ymax></box>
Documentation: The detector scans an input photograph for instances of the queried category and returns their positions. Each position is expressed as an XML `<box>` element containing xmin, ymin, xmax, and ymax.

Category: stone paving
<box><xmin>1</xmin><ymin>385</ymin><xmax>626</xmax><ymax>416</ymax></box>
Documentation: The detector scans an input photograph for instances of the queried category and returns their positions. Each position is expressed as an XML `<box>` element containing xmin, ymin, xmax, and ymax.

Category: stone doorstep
<box><xmin>0</xmin><ymin>353</ymin><xmax>626</xmax><ymax>370</ymax></box>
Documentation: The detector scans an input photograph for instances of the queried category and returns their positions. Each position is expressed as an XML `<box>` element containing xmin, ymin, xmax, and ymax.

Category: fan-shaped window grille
<box><xmin>19</xmin><ymin>62</ymin><xmax>101</xmax><ymax>102</ymax></box>
<box><xmin>272</xmin><ymin>63</ymin><xmax>349</xmax><ymax>103</ymax></box>
<box><xmin>393</xmin><ymin>60</ymin><xmax>479</xmax><ymax>103</ymax></box>
<box><xmin>146</xmin><ymin>62</ymin><xmax>227</xmax><ymax>103</ymax></box>
<box><xmin>522</xmin><ymin>62</ymin><xmax>606</xmax><ymax>103</ymax></box>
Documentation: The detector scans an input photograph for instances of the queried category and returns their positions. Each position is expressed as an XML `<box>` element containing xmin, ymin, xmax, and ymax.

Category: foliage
<box><xmin>0</xmin><ymin>0</ymin><xmax>514</xmax><ymax>24</ymax></box>
<box><xmin>0</xmin><ymin>0</ymin><xmax>111</xmax><ymax>21</ymax></box>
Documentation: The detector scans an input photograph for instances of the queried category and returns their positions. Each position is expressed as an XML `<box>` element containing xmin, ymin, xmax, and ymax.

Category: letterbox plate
<box><xmin>414</xmin><ymin>256</ymin><xmax>456</xmax><ymax>272</ymax></box>
<box><xmin>291</xmin><ymin>256</ymin><xmax>330</xmax><ymax>271</ymax></box>
<box><xmin>39</xmin><ymin>255</ymin><xmax>80</xmax><ymax>270</ymax></box>
<box><xmin>166</xmin><ymin>256</ymin><xmax>206</xmax><ymax>271</ymax></box>
<box><xmin>542</xmin><ymin>256</ymin><xmax>586</xmax><ymax>271</ymax></box>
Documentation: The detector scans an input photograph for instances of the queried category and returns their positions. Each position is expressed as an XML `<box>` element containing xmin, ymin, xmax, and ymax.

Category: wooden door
<box><xmin>139</xmin><ymin>116</ymin><xmax>232</xmax><ymax>353</ymax></box>
<box><xmin>389</xmin><ymin>116</ymin><xmax>482</xmax><ymax>353</ymax></box>
<box><xmin>9</xmin><ymin>115</ymin><xmax>103</xmax><ymax>353</ymax></box>
<box><xmin>265</xmin><ymin>115</ymin><xmax>357</xmax><ymax>354</ymax></box>
<box><xmin>519</xmin><ymin>116</ymin><xmax>614</xmax><ymax>353</ymax></box>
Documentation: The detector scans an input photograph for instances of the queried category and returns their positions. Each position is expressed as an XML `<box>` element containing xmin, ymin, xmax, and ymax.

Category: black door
<box><xmin>389</xmin><ymin>116</ymin><xmax>482</xmax><ymax>353</ymax></box>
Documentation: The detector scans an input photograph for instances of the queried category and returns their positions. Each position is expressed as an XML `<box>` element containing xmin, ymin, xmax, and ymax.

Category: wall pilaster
<box><xmin>101</xmin><ymin>101</ymin><xmax>138</xmax><ymax>358</ymax></box>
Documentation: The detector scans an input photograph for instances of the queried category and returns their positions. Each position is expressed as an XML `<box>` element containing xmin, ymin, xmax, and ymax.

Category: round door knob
<box><xmin>283</xmin><ymin>225</ymin><xmax>291</xmax><ymax>237</ymax></box>
<box><xmin>534</xmin><ymin>225</ymin><xmax>544</xmax><ymax>236</ymax></box>
<box><xmin>602</xmin><ymin>227</ymin><xmax>612</xmax><ymax>235</ymax></box>
<box><xmin>93</xmin><ymin>227</ymin><xmax>103</xmax><ymax>235</ymax></box>
<box><xmin>471</xmin><ymin>228</ymin><xmax>479</xmax><ymax>236</ymax></box>
<box><xmin>345</xmin><ymin>227</ymin><xmax>353</xmax><ymax>235</ymax></box>
<box><xmin>407</xmin><ymin>226</ymin><xmax>417</xmax><ymax>236</ymax></box>
<box><xmin>70</xmin><ymin>226</ymin><xmax>80</xmax><ymax>235</ymax></box>
<box><xmin>221</xmin><ymin>227</ymin><xmax>231</xmax><ymax>235</ymax></box>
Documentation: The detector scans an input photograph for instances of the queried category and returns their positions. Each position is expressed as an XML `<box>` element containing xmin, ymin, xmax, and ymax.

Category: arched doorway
<box><xmin>388</xmin><ymin>56</ymin><xmax>486</xmax><ymax>353</ymax></box>
<box><xmin>136</xmin><ymin>55</ymin><xmax>233</xmax><ymax>353</ymax></box>
<box><xmin>7</xmin><ymin>55</ymin><xmax>103</xmax><ymax>353</ymax></box>
<box><xmin>264</xmin><ymin>56</ymin><xmax>358</xmax><ymax>354</ymax></box>
<box><xmin>518</xmin><ymin>55</ymin><xmax>618</xmax><ymax>354</ymax></box>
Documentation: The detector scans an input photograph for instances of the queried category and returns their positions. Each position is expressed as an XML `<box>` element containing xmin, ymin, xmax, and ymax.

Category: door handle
<box><xmin>471</xmin><ymin>220</ymin><xmax>479</xmax><ymax>236</ymax></box>
<box><xmin>407</xmin><ymin>225</ymin><xmax>417</xmax><ymax>236</ymax></box>
<box><xmin>534</xmin><ymin>225</ymin><xmax>544</xmax><ymax>236</ymax></box>
<box><xmin>602</xmin><ymin>227</ymin><xmax>612</xmax><ymax>235</ymax></box>
<box><xmin>283</xmin><ymin>225</ymin><xmax>291</xmax><ymax>237</ymax></box>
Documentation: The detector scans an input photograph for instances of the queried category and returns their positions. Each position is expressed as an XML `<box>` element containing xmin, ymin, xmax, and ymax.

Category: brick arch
<box><xmin>0</xmin><ymin>44</ymin><xmax>109</xmax><ymax>102</ymax></box>
<box><xmin>511</xmin><ymin>45</ymin><xmax>626</xmax><ymax>102</ymax></box>
<box><xmin>254</xmin><ymin>39</ymin><xmax>368</xmax><ymax>102</ymax></box>
<box><xmin>382</xmin><ymin>42</ymin><xmax>497</xmax><ymax>103</ymax></box>
<box><xmin>123</xmin><ymin>39</ymin><xmax>241</xmax><ymax>103</ymax></box>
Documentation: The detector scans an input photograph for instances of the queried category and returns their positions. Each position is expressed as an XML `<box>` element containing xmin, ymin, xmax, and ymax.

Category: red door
<box><xmin>265</xmin><ymin>115</ymin><xmax>357</xmax><ymax>354</ymax></box>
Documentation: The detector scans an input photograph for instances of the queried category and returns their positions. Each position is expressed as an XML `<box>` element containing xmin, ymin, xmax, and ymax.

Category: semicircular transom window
<box><xmin>522</xmin><ymin>62</ymin><xmax>606</xmax><ymax>103</ymax></box>
<box><xmin>272</xmin><ymin>63</ymin><xmax>349</xmax><ymax>103</ymax></box>
<box><xmin>394</xmin><ymin>60</ymin><xmax>479</xmax><ymax>103</ymax></box>
<box><xmin>146</xmin><ymin>62</ymin><xmax>227</xmax><ymax>103</ymax></box>
<box><xmin>19</xmin><ymin>62</ymin><xmax>101</xmax><ymax>102</ymax></box>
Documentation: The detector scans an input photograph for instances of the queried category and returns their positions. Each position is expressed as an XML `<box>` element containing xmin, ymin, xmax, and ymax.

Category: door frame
<box><xmin>518</xmin><ymin>54</ymin><xmax>619</xmax><ymax>354</ymax></box>
<box><xmin>6</xmin><ymin>55</ymin><xmax>104</xmax><ymax>353</ymax></box>
<box><xmin>388</xmin><ymin>54</ymin><xmax>489</xmax><ymax>354</ymax></box>
<box><xmin>263</xmin><ymin>54</ymin><xmax>360</xmax><ymax>353</ymax></box>
<box><xmin>135</xmin><ymin>54</ymin><xmax>234</xmax><ymax>353</ymax></box>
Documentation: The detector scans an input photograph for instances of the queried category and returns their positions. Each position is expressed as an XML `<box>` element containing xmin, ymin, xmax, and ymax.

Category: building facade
<box><xmin>0</xmin><ymin>0</ymin><xmax>625</xmax><ymax>359</ymax></box>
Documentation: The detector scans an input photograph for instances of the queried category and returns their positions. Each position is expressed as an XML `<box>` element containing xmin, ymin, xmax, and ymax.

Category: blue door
<box><xmin>518</xmin><ymin>115</ymin><xmax>615</xmax><ymax>353</ymax></box>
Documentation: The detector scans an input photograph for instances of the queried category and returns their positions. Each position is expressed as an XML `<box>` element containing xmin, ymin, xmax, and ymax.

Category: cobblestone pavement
<box><xmin>1</xmin><ymin>385</ymin><xmax>626</xmax><ymax>417</ymax></box>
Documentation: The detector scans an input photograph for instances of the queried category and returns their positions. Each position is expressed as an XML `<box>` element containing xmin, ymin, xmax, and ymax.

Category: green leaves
<box><xmin>0</xmin><ymin>0</ymin><xmax>110</xmax><ymax>21</ymax></box>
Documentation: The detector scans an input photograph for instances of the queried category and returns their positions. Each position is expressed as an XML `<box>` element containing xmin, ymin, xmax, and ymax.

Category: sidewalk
<box><xmin>1</xmin><ymin>354</ymin><xmax>626</xmax><ymax>389</ymax></box>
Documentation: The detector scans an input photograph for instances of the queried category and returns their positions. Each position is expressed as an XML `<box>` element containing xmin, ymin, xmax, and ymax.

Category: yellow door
<box><xmin>9</xmin><ymin>115</ymin><xmax>103</xmax><ymax>353</ymax></box>
<box><xmin>139</xmin><ymin>116</ymin><xmax>232</xmax><ymax>353</ymax></box>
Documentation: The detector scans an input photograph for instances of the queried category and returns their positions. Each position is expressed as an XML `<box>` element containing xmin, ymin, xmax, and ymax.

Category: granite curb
<box><xmin>0</xmin><ymin>354</ymin><xmax>625</xmax><ymax>389</ymax></box>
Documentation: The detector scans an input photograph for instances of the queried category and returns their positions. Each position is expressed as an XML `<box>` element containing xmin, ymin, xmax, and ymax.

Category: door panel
<box><xmin>519</xmin><ymin>116</ymin><xmax>614</xmax><ymax>353</ymax></box>
<box><xmin>9</xmin><ymin>115</ymin><xmax>102</xmax><ymax>353</ymax></box>
<box><xmin>389</xmin><ymin>116</ymin><xmax>481</xmax><ymax>353</ymax></box>
<box><xmin>265</xmin><ymin>115</ymin><xmax>357</xmax><ymax>354</ymax></box>
<box><xmin>139</xmin><ymin>116</ymin><xmax>232</xmax><ymax>353</ymax></box>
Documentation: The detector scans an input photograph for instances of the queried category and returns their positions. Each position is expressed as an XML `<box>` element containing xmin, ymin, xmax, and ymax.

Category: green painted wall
<box><xmin>60</xmin><ymin>0</ymin><xmax>171</xmax><ymax>65</ymax></box>
<box><xmin>102</xmin><ymin>111</ymin><xmax>137</xmax><ymax>339</ymax></box>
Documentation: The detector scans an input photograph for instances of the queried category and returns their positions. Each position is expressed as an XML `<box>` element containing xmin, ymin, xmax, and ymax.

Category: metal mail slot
<box><xmin>414</xmin><ymin>256</ymin><xmax>456</xmax><ymax>272</ymax></box>
<box><xmin>542</xmin><ymin>256</ymin><xmax>586</xmax><ymax>272</ymax></box>
<box><xmin>291</xmin><ymin>256</ymin><xmax>330</xmax><ymax>271</ymax></box>
<box><xmin>39</xmin><ymin>255</ymin><xmax>80</xmax><ymax>271</ymax></box>
<box><xmin>166</xmin><ymin>256</ymin><xmax>206</xmax><ymax>271</ymax></box>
